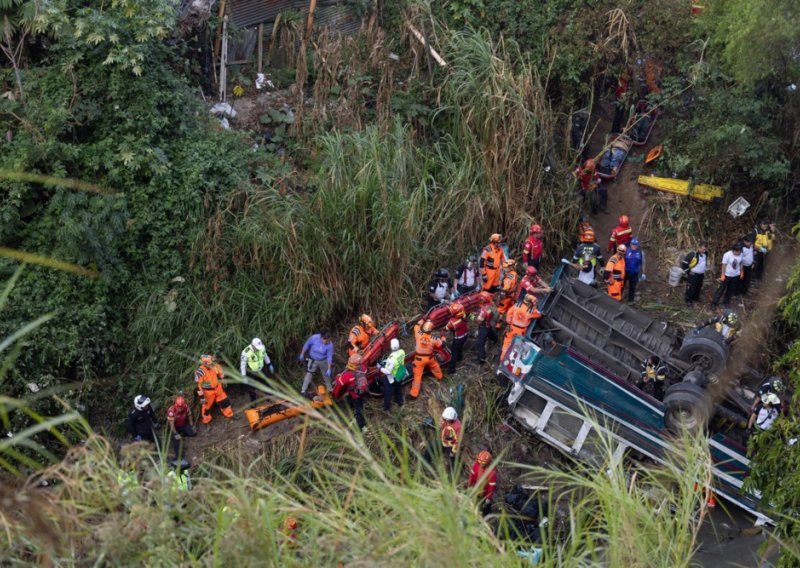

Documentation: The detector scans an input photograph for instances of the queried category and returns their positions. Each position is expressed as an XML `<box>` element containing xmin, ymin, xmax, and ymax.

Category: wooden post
<box><xmin>305</xmin><ymin>0</ymin><xmax>318</xmax><ymax>39</ymax></box>
<box><xmin>213</xmin><ymin>0</ymin><xmax>227</xmax><ymax>63</ymax></box>
<box><xmin>257</xmin><ymin>23</ymin><xmax>264</xmax><ymax>74</ymax></box>
<box><xmin>219</xmin><ymin>16</ymin><xmax>228</xmax><ymax>101</ymax></box>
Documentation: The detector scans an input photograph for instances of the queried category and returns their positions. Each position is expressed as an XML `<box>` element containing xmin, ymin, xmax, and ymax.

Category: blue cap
<box><xmin>631</xmin><ymin>238</ymin><xmax>639</xmax><ymax>246</ymax></box>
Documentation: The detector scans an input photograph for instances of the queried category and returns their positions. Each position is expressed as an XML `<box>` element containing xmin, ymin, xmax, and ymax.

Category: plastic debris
<box><xmin>209</xmin><ymin>102</ymin><xmax>237</xmax><ymax>118</ymax></box>
<box><xmin>727</xmin><ymin>196</ymin><xmax>750</xmax><ymax>218</ymax></box>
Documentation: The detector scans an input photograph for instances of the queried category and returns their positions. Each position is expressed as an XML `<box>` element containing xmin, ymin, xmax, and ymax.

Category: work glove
<box><xmin>134</xmin><ymin>435</ymin><xmax>142</xmax><ymax>442</ymax></box>
<box><xmin>268</xmin><ymin>364</ymin><xmax>275</xmax><ymax>375</ymax></box>
<box><xmin>297</xmin><ymin>354</ymin><xmax>304</xmax><ymax>362</ymax></box>
<box><xmin>174</xmin><ymin>434</ymin><xmax>182</xmax><ymax>441</ymax></box>
<box><xmin>640</xmin><ymin>273</ymin><xmax>646</xmax><ymax>281</ymax></box>
<box><xmin>325</xmin><ymin>368</ymin><xmax>332</xmax><ymax>378</ymax></box>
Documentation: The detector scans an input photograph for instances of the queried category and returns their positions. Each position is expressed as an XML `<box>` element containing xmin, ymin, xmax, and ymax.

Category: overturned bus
<box><xmin>497</xmin><ymin>261</ymin><xmax>770</xmax><ymax>523</ymax></box>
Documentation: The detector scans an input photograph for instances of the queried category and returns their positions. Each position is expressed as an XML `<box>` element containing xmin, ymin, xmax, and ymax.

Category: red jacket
<box><xmin>446</xmin><ymin>316</ymin><xmax>468</xmax><ymax>339</ymax></box>
<box><xmin>468</xmin><ymin>461</ymin><xmax>497</xmax><ymax>501</ymax></box>
<box><xmin>522</xmin><ymin>236</ymin><xmax>543</xmax><ymax>266</ymax></box>
<box><xmin>516</xmin><ymin>274</ymin><xmax>544</xmax><ymax>302</ymax></box>
<box><xmin>167</xmin><ymin>402</ymin><xmax>190</xmax><ymax>428</ymax></box>
<box><xmin>608</xmin><ymin>223</ymin><xmax>633</xmax><ymax>252</ymax></box>
<box><xmin>334</xmin><ymin>368</ymin><xmax>367</xmax><ymax>400</ymax></box>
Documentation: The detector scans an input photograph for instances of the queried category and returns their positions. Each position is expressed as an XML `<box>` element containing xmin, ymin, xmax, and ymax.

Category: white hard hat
<box><xmin>763</xmin><ymin>392</ymin><xmax>780</xmax><ymax>406</ymax></box>
<box><xmin>390</xmin><ymin>338</ymin><xmax>400</xmax><ymax>351</ymax></box>
<box><xmin>442</xmin><ymin>407</ymin><xmax>457</xmax><ymax>421</ymax></box>
<box><xmin>252</xmin><ymin>337</ymin><xmax>265</xmax><ymax>351</ymax></box>
<box><xmin>134</xmin><ymin>395</ymin><xmax>151</xmax><ymax>411</ymax></box>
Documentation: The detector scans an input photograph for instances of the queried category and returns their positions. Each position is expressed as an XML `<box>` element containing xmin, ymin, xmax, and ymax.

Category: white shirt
<box><xmin>691</xmin><ymin>252</ymin><xmax>707</xmax><ymax>274</ymax></box>
<box><xmin>741</xmin><ymin>245</ymin><xmax>754</xmax><ymax>267</ymax></box>
<box><xmin>721</xmin><ymin>251</ymin><xmax>742</xmax><ymax>278</ymax></box>
<box><xmin>577</xmin><ymin>264</ymin><xmax>595</xmax><ymax>285</ymax></box>
<box><xmin>457</xmin><ymin>267</ymin><xmax>478</xmax><ymax>288</ymax></box>
<box><xmin>755</xmin><ymin>406</ymin><xmax>778</xmax><ymax>430</ymax></box>
<box><xmin>432</xmin><ymin>282</ymin><xmax>449</xmax><ymax>300</ymax></box>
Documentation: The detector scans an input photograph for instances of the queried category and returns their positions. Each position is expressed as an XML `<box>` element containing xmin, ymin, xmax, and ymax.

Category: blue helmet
<box><xmin>631</xmin><ymin>238</ymin><xmax>639</xmax><ymax>246</ymax></box>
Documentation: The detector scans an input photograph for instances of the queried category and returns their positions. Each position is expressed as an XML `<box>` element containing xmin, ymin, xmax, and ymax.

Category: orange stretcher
<box><xmin>244</xmin><ymin>385</ymin><xmax>333</xmax><ymax>431</ymax></box>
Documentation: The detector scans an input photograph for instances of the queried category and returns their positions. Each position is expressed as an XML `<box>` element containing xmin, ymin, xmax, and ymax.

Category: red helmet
<box><xmin>449</xmin><ymin>302</ymin><xmax>465</xmax><ymax>318</ymax></box>
<box><xmin>347</xmin><ymin>354</ymin><xmax>363</xmax><ymax>370</ymax></box>
<box><xmin>581</xmin><ymin>228</ymin><xmax>596</xmax><ymax>243</ymax></box>
<box><xmin>619</xmin><ymin>215</ymin><xmax>629</xmax><ymax>227</ymax></box>
<box><xmin>284</xmin><ymin>517</ymin><xmax>298</xmax><ymax>530</ymax></box>
<box><xmin>584</xmin><ymin>158</ymin><xmax>596</xmax><ymax>170</ymax></box>
<box><xmin>174</xmin><ymin>395</ymin><xmax>186</xmax><ymax>408</ymax></box>
<box><xmin>530</xmin><ymin>224</ymin><xmax>542</xmax><ymax>234</ymax></box>
<box><xmin>479</xmin><ymin>291</ymin><xmax>494</xmax><ymax>304</ymax></box>
<box><xmin>477</xmin><ymin>450</ymin><xmax>492</xmax><ymax>465</ymax></box>
<box><xmin>526</xmin><ymin>266</ymin><xmax>538</xmax><ymax>277</ymax></box>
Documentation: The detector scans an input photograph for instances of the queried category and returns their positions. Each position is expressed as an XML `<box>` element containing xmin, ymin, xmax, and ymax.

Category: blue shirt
<box><xmin>625</xmin><ymin>248</ymin><xmax>643</xmax><ymax>274</ymax></box>
<box><xmin>301</xmin><ymin>334</ymin><xmax>334</xmax><ymax>364</ymax></box>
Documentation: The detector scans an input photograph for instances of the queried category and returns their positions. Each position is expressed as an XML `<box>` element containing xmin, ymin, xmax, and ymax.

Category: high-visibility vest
<box><xmin>754</xmin><ymin>229</ymin><xmax>773</xmax><ymax>252</ymax></box>
<box><xmin>244</xmin><ymin>346</ymin><xmax>265</xmax><ymax>372</ymax></box>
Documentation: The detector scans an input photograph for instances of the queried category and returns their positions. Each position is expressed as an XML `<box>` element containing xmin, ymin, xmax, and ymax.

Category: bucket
<box><xmin>668</xmin><ymin>266</ymin><xmax>683</xmax><ymax>287</ymax></box>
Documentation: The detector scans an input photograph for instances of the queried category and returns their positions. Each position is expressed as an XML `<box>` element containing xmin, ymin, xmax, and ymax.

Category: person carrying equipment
<box><xmin>166</xmin><ymin>395</ymin><xmax>197</xmax><ymax>459</ymax></box>
<box><xmin>711</xmin><ymin>243</ymin><xmax>743</xmax><ymax>309</ymax></box>
<box><xmin>604</xmin><ymin>245</ymin><xmax>626</xmax><ymax>301</ymax></box>
<box><xmin>410</xmin><ymin>320</ymin><xmax>445</xmax><ymax>399</ymax></box>
<box><xmin>698</xmin><ymin>310</ymin><xmax>741</xmax><ymax>344</ymax></box>
<box><xmin>751</xmin><ymin>377</ymin><xmax>786</xmax><ymax>414</ymax></box>
<box><xmin>440</xmin><ymin>406</ymin><xmax>462</xmax><ymax>471</ymax></box>
<box><xmin>475</xmin><ymin>291</ymin><xmax>499</xmax><ymax>364</ymax></box>
<box><xmin>347</xmin><ymin>314</ymin><xmax>379</xmax><ymax>357</ymax></box>
<box><xmin>127</xmin><ymin>395</ymin><xmax>159</xmax><ymax>442</ymax></box>
<box><xmin>497</xmin><ymin>259</ymin><xmax>519</xmax><ymax>327</ymax></box>
<box><xmin>427</xmin><ymin>268</ymin><xmax>453</xmax><ymax>309</ymax></box>
<box><xmin>624</xmin><ymin>238</ymin><xmax>645</xmax><ymax>303</ymax></box>
<box><xmin>468</xmin><ymin>450</ymin><xmax>497</xmax><ymax>516</ymax></box>
<box><xmin>751</xmin><ymin>220</ymin><xmax>775</xmax><ymax>281</ymax></box>
<box><xmin>480</xmin><ymin>234</ymin><xmax>505</xmax><ymax>293</ymax></box>
<box><xmin>445</xmin><ymin>303</ymin><xmax>469</xmax><ymax>373</ymax></box>
<box><xmin>298</xmin><ymin>330</ymin><xmax>334</xmax><ymax>397</ymax></box>
<box><xmin>516</xmin><ymin>265</ymin><xmax>552</xmax><ymax>302</ymax></box>
<box><xmin>608</xmin><ymin>215</ymin><xmax>633</xmax><ymax>253</ymax></box>
<box><xmin>747</xmin><ymin>392</ymin><xmax>780</xmax><ymax>433</ymax></box>
<box><xmin>379</xmin><ymin>338</ymin><xmax>406</xmax><ymax>411</ymax></box>
<box><xmin>681</xmin><ymin>242</ymin><xmax>708</xmax><ymax>307</ymax></box>
<box><xmin>454</xmin><ymin>255</ymin><xmax>481</xmax><ymax>296</ymax></box>
<box><xmin>240</xmin><ymin>337</ymin><xmax>275</xmax><ymax>403</ymax></box>
<box><xmin>636</xmin><ymin>356</ymin><xmax>667</xmax><ymax>400</ymax></box>
<box><xmin>195</xmin><ymin>355</ymin><xmax>234</xmax><ymax>424</ymax></box>
<box><xmin>338</xmin><ymin>354</ymin><xmax>369</xmax><ymax>433</ymax></box>
<box><xmin>501</xmin><ymin>295</ymin><xmax>542</xmax><ymax>358</ymax></box>
<box><xmin>571</xmin><ymin>230</ymin><xmax>603</xmax><ymax>287</ymax></box>
<box><xmin>522</xmin><ymin>224</ymin><xmax>544</xmax><ymax>270</ymax></box>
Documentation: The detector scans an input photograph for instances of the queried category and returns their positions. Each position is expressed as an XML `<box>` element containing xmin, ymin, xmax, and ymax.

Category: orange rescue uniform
<box><xmin>480</xmin><ymin>243</ymin><xmax>505</xmax><ymax>292</ymax></box>
<box><xmin>604</xmin><ymin>253</ymin><xmax>626</xmax><ymax>301</ymax></box>
<box><xmin>410</xmin><ymin>323</ymin><xmax>444</xmax><ymax>398</ymax></box>
<box><xmin>496</xmin><ymin>270</ymin><xmax>519</xmax><ymax>326</ymax></box>
<box><xmin>347</xmin><ymin>322</ymin><xmax>377</xmax><ymax>357</ymax></box>
<box><xmin>501</xmin><ymin>303</ymin><xmax>541</xmax><ymax>359</ymax></box>
<box><xmin>194</xmin><ymin>363</ymin><xmax>233</xmax><ymax>424</ymax></box>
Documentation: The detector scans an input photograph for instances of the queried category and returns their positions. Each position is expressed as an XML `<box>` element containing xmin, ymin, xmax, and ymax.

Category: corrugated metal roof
<box><xmin>229</xmin><ymin>0</ymin><xmax>363</xmax><ymax>32</ymax></box>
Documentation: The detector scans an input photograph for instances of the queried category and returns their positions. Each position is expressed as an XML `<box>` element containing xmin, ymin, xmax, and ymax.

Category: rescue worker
<box><xmin>440</xmin><ymin>406</ymin><xmax>462</xmax><ymax>471</ymax></box>
<box><xmin>280</xmin><ymin>517</ymin><xmax>299</xmax><ymax>550</ymax></box>
<box><xmin>698</xmin><ymin>310</ymin><xmax>741</xmax><ymax>344</ymax></box>
<box><xmin>166</xmin><ymin>460</ymin><xmax>192</xmax><ymax>492</ymax></box>
<box><xmin>751</xmin><ymin>220</ymin><xmax>775</xmax><ymax>281</ymax></box>
<box><xmin>636</xmin><ymin>356</ymin><xmax>667</xmax><ymax>400</ymax></box>
<box><xmin>608</xmin><ymin>215</ymin><xmax>633</xmax><ymax>253</ymax></box>
<box><xmin>445</xmin><ymin>302</ymin><xmax>469</xmax><ymax>373</ymax></box>
<box><xmin>611</xmin><ymin>70</ymin><xmax>631</xmax><ymax>133</ymax></box>
<box><xmin>347</xmin><ymin>314</ymin><xmax>378</xmax><ymax>357</ymax></box>
<box><xmin>738</xmin><ymin>235</ymin><xmax>754</xmax><ymax>296</ymax></box>
<box><xmin>240</xmin><ymin>337</ymin><xmax>275</xmax><ymax>402</ymax></box>
<box><xmin>427</xmin><ymin>268</ymin><xmax>453</xmax><ymax>309</ymax></box>
<box><xmin>747</xmin><ymin>392</ymin><xmax>780</xmax><ymax>433</ymax></box>
<box><xmin>410</xmin><ymin>320</ymin><xmax>445</xmax><ymax>399</ymax></box>
<box><xmin>574</xmin><ymin>158</ymin><xmax>605</xmax><ymax>213</ymax></box>
<box><xmin>751</xmin><ymin>377</ymin><xmax>786</xmax><ymax>414</ymax></box>
<box><xmin>338</xmin><ymin>354</ymin><xmax>369</xmax><ymax>433</ymax></box>
<box><xmin>194</xmin><ymin>354</ymin><xmax>234</xmax><ymax>424</ymax></box>
<box><xmin>516</xmin><ymin>265</ymin><xmax>552</xmax><ymax>303</ymax></box>
<box><xmin>475</xmin><ymin>291</ymin><xmax>499</xmax><ymax>364</ymax></box>
<box><xmin>480</xmin><ymin>234</ymin><xmax>505</xmax><ymax>293</ymax></box>
<box><xmin>454</xmin><ymin>255</ymin><xmax>480</xmax><ymax>296</ymax></box>
<box><xmin>604</xmin><ymin>244</ymin><xmax>626</xmax><ymax>301</ymax></box>
<box><xmin>379</xmin><ymin>338</ymin><xmax>406</xmax><ymax>411</ymax></box>
<box><xmin>166</xmin><ymin>395</ymin><xmax>197</xmax><ymax>459</ymax></box>
<box><xmin>624</xmin><ymin>238</ymin><xmax>645</xmax><ymax>303</ymax></box>
<box><xmin>502</xmin><ymin>295</ymin><xmax>542</xmax><ymax>359</ymax></box>
<box><xmin>571</xmin><ymin>227</ymin><xmax>603</xmax><ymax>286</ymax></box>
<box><xmin>298</xmin><ymin>330</ymin><xmax>334</xmax><ymax>396</ymax></box>
<box><xmin>711</xmin><ymin>243</ymin><xmax>743</xmax><ymax>309</ymax></box>
<box><xmin>578</xmin><ymin>213</ymin><xmax>594</xmax><ymax>243</ymax></box>
<box><xmin>522</xmin><ymin>224</ymin><xmax>544</xmax><ymax>270</ymax></box>
<box><xmin>681</xmin><ymin>242</ymin><xmax>708</xmax><ymax>307</ymax></box>
<box><xmin>468</xmin><ymin>450</ymin><xmax>497</xmax><ymax>516</ymax></box>
<box><xmin>127</xmin><ymin>395</ymin><xmax>159</xmax><ymax>442</ymax></box>
<box><xmin>497</xmin><ymin>258</ymin><xmax>519</xmax><ymax>327</ymax></box>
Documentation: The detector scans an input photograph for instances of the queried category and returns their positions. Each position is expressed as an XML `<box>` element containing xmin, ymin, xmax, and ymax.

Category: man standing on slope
<box><xmin>195</xmin><ymin>355</ymin><xmax>234</xmax><ymax>424</ymax></box>
<box><xmin>240</xmin><ymin>337</ymin><xmax>275</xmax><ymax>403</ymax></box>
<box><xmin>480</xmin><ymin>234</ymin><xmax>505</xmax><ymax>293</ymax></box>
<box><xmin>410</xmin><ymin>320</ymin><xmax>445</xmax><ymax>399</ymax></box>
<box><xmin>298</xmin><ymin>330</ymin><xmax>334</xmax><ymax>397</ymax></box>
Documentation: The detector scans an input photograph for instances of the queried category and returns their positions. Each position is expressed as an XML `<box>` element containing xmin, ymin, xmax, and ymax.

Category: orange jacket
<box><xmin>506</xmin><ymin>303</ymin><xmax>542</xmax><ymax>330</ymax></box>
<box><xmin>414</xmin><ymin>324</ymin><xmax>443</xmax><ymax>356</ymax></box>
<box><xmin>500</xmin><ymin>271</ymin><xmax>519</xmax><ymax>297</ymax></box>
<box><xmin>195</xmin><ymin>364</ymin><xmax>224</xmax><ymax>390</ymax></box>
<box><xmin>480</xmin><ymin>244</ymin><xmax>505</xmax><ymax>278</ymax></box>
<box><xmin>441</xmin><ymin>419</ymin><xmax>462</xmax><ymax>453</ymax></box>
<box><xmin>347</xmin><ymin>323</ymin><xmax>377</xmax><ymax>353</ymax></box>
<box><xmin>604</xmin><ymin>254</ymin><xmax>626</xmax><ymax>282</ymax></box>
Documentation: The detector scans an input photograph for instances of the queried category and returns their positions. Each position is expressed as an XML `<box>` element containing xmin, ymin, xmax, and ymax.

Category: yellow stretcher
<box><xmin>637</xmin><ymin>175</ymin><xmax>724</xmax><ymax>202</ymax></box>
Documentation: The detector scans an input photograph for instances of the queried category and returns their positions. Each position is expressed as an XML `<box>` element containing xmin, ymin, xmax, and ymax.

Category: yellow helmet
<box><xmin>523</xmin><ymin>294</ymin><xmax>537</xmax><ymax>305</ymax></box>
<box><xmin>504</xmin><ymin>258</ymin><xmax>516</xmax><ymax>269</ymax></box>
<box><xmin>489</xmin><ymin>233</ymin><xmax>502</xmax><ymax>243</ymax></box>
<box><xmin>422</xmin><ymin>321</ymin><xmax>434</xmax><ymax>333</ymax></box>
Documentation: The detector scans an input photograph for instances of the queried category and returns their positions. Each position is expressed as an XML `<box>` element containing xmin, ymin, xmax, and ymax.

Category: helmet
<box><xmin>525</xmin><ymin>266</ymin><xmax>538</xmax><ymax>277</ymax></box>
<box><xmin>530</xmin><ymin>224</ymin><xmax>542</xmax><ymax>234</ymax></box>
<box><xmin>581</xmin><ymin>228</ymin><xmax>596</xmax><ymax>243</ymax></box>
<box><xmin>523</xmin><ymin>294</ymin><xmax>537</xmax><ymax>305</ymax></box>
<box><xmin>422</xmin><ymin>321</ymin><xmax>434</xmax><ymax>333</ymax></box>
<box><xmin>584</xmin><ymin>158</ymin><xmax>596</xmax><ymax>169</ymax></box>
<box><xmin>630</xmin><ymin>238</ymin><xmax>639</xmax><ymax>246</ymax></box>
<box><xmin>284</xmin><ymin>517</ymin><xmax>298</xmax><ymax>531</ymax></box>
<box><xmin>134</xmin><ymin>395</ymin><xmax>151</xmax><ymax>411</ymax></box>
<box><xmin>174</xmin><ymin>395</ymin><xmax>187</xmax><ymax>408</ymax></box>
<box><xmin>200</xmin><ymin>354</ymin><xmax>214</xmax><ymax>367</ymax></box>
<box><xmin>449</xmin><ymin>302</ymin><xmax>465</xmax><ymax>318</ymax></box>
<box><xmin>763</xmin><ymin>392</ymin><xmax>780</xmax><ymax>406</ymax></box>
<box><xmin>360</xmin><ymin>314</ymin><xmax>374</xmax><ymax>327</ymax></box>
<box><xmin>504</xmin><ymin>258</ymin><xmax>516</xmax><ymax>269</ymax></box>
<box><xmin>467</xmin><ymin>254</ymin><xmax>477</xmax><ymax>265</ymax></box>
<box><xmin>723</xmin><ymin>311</ymin><xmax>738</xmax><ymax>325</ymax></box>
<box><xmin>617</xmin><ymin>244</ymin><xmax>627</xmax><ymax>253</ymax></box>
<box><xmin>477</xmin><ymin>450</ymin><xmax>492</xmax><ymax>466</ymax></box>
<box><xmin>436</xmin><ymin>268</ymin><xmax>450</xmax><ymax>279</ymax></box>
<box><xmin>347</xmin><ymin>354</ymin><xmax>363</xmax><ymax>370</ymax></box>
<box><xmin>732</xmin><ymin>242</ymin><xmax>742</xmax><ymax>252</ymax></box>
<box><xmin>619</xmin><ymin>215</ymin><xmax>629</xmax><ymax>227</ymax></box>
<box><xmin>771</xmin><ymin>378</ymin><xmax>785</xmax><ymax>393</ymax></box>
<box><xmin>758</xmin><ymin>219</ymin><xmax>768</xmax><ymax>228</ymax></box>
<box><xmin>579</xmin><ymin>213</ymin><xmax>589</xmax><ymax>223</ymax></box>
<box><xmin>442</xmin><ymin>407</ymin><xmax>458</xmax><ymax>421</ymax></box>
<box><xmin>251</xmin><ymin>338</ymin><xmax>265</xmax><ymax>351</ymax></box>
<box><xmin>489</xmin><ymin>233</ymin><xmax>502</xmax><ymax>243</ymax></box>
<box><xmin>390</xmin><ymin>338</ymin><xmax>400</xmax><ymax>351</ymax></box>
<box><xmin>479</xmin><ymin>291</ymin><xmax>494</xmax><ymax>304</ymax></box>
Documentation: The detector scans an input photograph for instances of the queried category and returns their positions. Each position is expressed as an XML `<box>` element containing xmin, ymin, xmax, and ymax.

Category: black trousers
<box><xmin>753</xmin><ymin>251</ymin><xmax>767</xmax><ymax>280</ymax></box>
<box><xmin>685</xmin><ymin>272</ymin><xmax>704</xmax><ymax>304</ymax></box>
<box><xmin>626</xmin><ymin>271</ymin><xmax>640</xmax><ymax>302</ymax></box>
<box><xmin>170</xmin><ymin>422</ymin><xmax>197</xmax><ymax>458</ymax></box>
<box><xmin>246</xmin><ymin>369</ymin><xmax>272</xmax><ymax>401</ymax></box>
<box><xmin>448</xmin><ymin>336</ymin><xmax>468</xmax><ymax>372</ymax></box>
<box><xmin>476</xmin><ymin>326</ymin><xmax>498</xmax><ymax>363</ymax></box>
<box><xmin>738</xmin><ymin>265</ymin><xmax>752</xmax><ymax>295</ymax></box>
<box><xmin>349</xmin><ymin>396</ymin><xmax>366</xmax><ymax>430</ymax></box>
<box><xmin>380</xmin><ymin>375</ymin><xmax>404</xmax><ymax>410</ymax></box>
<box><xmin>712</xmin><ymin>277</ymin><xmax>739</xmax><ymax>308</ymax></box>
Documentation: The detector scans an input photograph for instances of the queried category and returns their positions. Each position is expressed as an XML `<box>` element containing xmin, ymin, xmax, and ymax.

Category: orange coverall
<box><xmin>480</xmin><ymin>243</ymin><xmax>505</xmax><ymax>292</ymax></box>
<box><xmin>501</xmin><ymin>303</ymin><xmax>542</xmax><ymax>359</ymax></box>
<box><xmin>347</xmin><ymin>322</ymin><xmax>377</xmax><ymax>357</ymax></box>
<box><xmin>496</xmin><ymin>270</ymin><xmax>519</xmax><ymax>327</ymax></box>
<box><xmin>604</xmin><ymin>254</ymin><xmax>626</xmax><ymax>301</ymax></box>
<box><xmin>195</xmin><ymin>363</ymin><xmax>233</xmax><ymax>424</ymax></box>
<box><xmin>410</xmin><ymin>323</ymin><xmax>444</xmax><ymax>398</ymax></box>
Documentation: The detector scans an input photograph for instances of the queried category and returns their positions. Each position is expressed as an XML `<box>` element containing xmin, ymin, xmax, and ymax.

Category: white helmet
<box><xmin>251</xmin><ymin>337</ymin><xmax>265</xmax><ymax>351</ymax></box>
<box><xmin>134</xmin><ymin>395</ymin><xmax>151</xmax><ymax>411</ymax></box>
<box><xmin>763</xmin><ymin>392</ymin><xmax>780</xmax><ymax>406</ymax></box>
<box><xmin>442</xmin><ymin>407</ymin><xmax>457</xmax><ymax>421</ymax></box>
<box><xmin>390</xmin><ymin>338</ymin><xmax>400</xmax><ymax>351</ymax></box>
